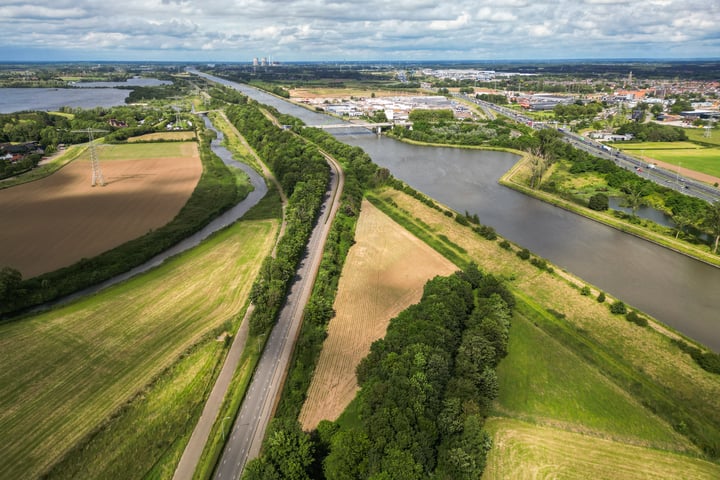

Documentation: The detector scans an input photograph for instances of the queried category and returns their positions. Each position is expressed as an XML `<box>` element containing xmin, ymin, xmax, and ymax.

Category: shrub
<box><xmin>625</xmin><ymin>310</ymin><xmax>648</xmax><ymax>327</ymax></box>
<box><xmin>499</xmin><ymin>240</ymin><xmax>511</xmax><ymax>250</ymax></box>
<box><xmin>588</xmin><ymin>193</ymin><xmax>609</xmax><ymax>211</ymax></box>
<box><xmin>580</xmin><ymin>285</ymin><xmax>591</xmax><ymax>296</ymax></box>
<box><xmin>516</xmin><ymin>248</ymin><xmax>531</xmax><ymax>260</ymax></box>
<box><xmin>597</xmin><ymin>291</ymin><xmax>606</xmax><ymax>303</ymax></box>
<box><xmin>610</xmin><ymin>300</ymin><xmax>627</xmax><ymax>315</ymax></box>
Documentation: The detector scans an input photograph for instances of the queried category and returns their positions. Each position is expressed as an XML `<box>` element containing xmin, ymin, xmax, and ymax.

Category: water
<box><xmin>0</xmin><ymin>78</ymin><xmax>169</xmax><ymax>113</ymax></box>
<box><xmin>191</xmin><ymin>69</ymin><xmax>720</xmax><ymax>352</ymax></box>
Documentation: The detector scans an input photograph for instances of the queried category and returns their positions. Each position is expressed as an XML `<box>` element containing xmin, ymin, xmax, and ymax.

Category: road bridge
<box><xmin>305</xmin><ymin>122</ymin><xmax>395</xmax><ymax>133</ymax></box>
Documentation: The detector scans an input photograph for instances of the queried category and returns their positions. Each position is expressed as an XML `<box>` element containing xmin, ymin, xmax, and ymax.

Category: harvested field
<box><xmin>0</xmin><ymin>142</ymin><xmax>201</xmax><ymax>278</ymax></box>
<box><xmin>483</xmin><ymin>418</ymin><xmax>720</xmax><ymax>480</ymax></box>
<box><xmin>298</xmin><ymin>199</ymin><xmax>457</xmax><ymax>430</ymax></box>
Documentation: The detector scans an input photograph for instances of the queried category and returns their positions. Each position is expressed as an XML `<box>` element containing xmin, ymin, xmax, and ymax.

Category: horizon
<box><xmin>2</xmin><ymin>1</ymin><xmax>718</xmax><ymax>64</ymax></box>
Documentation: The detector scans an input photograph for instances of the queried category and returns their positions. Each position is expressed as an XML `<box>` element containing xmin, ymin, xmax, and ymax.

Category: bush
<box><xmin>580</xmin><ymin>286</ymin><xmax>591</xmax><ymax>296</ymax></box>
<box><xmin>516</xmin><ymin>248</ymin><xmax>531</xmax><ymax>260</ymax></box>
<box><xmin>610</xmin><ymin>300</ymin><xmax>627</xmax><ymax>315</ymax></box>
<box><xmin>625</xmin><ymin>310</ymin><xmax>648</xmax><ymax>326</ymax></box>
<box><xmin>597</xmin><ymin>291</ymin><xmax>606</xmax><ymax>303</ymax></box>
<box><xmin>588</xmin><ymin>193</ymin><xmax>609</xmax><ymax>211</ymax></box>
<box><xmin>499</xmin><ymin>240</ymin><xmax>512</xmax><ymax>250</ymax></box>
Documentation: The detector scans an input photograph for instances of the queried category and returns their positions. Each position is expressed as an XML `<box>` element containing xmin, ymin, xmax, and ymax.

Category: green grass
<box><xmin>45</xmin><ymin>339</ymin><xmax>227</xmax><ymax>480</ymax></box>
<box><xmin>483</xmin><ymin>418</ymin><xmax>720</xmax><ymax>480</ymax></box>
<box><xmin>686</xmin><ymin>127</ymin><xmax>720</xmax><ymax>147</ymax></box>
<box><xmin>496</xmin><ymin>309</ymin><xmax>691</xmax><ymax>452</ymax></box>
<box><xmin>0</xmin><ymin>217</ymin><xmax>278</xmax><ymax>479</ymax></box>
<box><xmin>97</xmin><ymin>141</ymin><xmax>192</xmax><ymax>160</ymax></box>
<box><xmin>617</xmin><ymin>141</ymin><xmax>703</xmax><ymax>150</ymax></box>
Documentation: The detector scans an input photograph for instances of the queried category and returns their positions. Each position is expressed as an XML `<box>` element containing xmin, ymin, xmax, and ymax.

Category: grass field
<box><xmin>298</xmin><ymin>199</ymin><xmax>456</xmax><ymax>430</ymax></box>
<box><xmin>0</xmin><ymin>216</ymin><xmax>279</xmax><ymax>479</ymax></box>
<box><xmin>483</xmin><ymin>418</ymin><xmax>720</xmax><ymax>480</ymax></box>
<box><xmin>687</xmin><ymin>127</ymin><xmax>720</xmax><ymax>146</ymax></box>
<box><xmin>0</xmin><ymin>142</ymin><xmax>201</xmax><ymax>277</ymax></box>
<box><xmin>496</xmin><ymin>309</ymin><xmax>691</xmax><ymax>452</ymax></box>
<box><xmin>127</xmin><ymin>131</ymin><xmax>197</xmax><ymax>142</ymax></box>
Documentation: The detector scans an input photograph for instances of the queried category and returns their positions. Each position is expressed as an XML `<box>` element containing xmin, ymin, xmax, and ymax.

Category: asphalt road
<box><xmin>213</xmin><ymin>149</ymin><xmax>344</xmax><ymax>480</ymax></box>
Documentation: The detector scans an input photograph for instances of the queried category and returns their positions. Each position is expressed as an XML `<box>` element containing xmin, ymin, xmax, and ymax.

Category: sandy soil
<box><xmin>298</xmin><ymin>199</ymin><xmax>457</xmax><ymax>430</ymax></box>
<box><xmin>0</xmin><ymin>144</ymin><xmax>201</xmax><ymax>278</ymax></box>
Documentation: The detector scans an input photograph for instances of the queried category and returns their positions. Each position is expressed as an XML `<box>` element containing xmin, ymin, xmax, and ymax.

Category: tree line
<box><xmin>224</xmin><ymin>102</ymin><xmax>330</xmax><ymax>336</ymax></box>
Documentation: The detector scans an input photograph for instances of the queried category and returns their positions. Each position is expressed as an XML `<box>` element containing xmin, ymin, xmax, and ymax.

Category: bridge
<box><xmin>305</xmin><ymin>122</ymin><xmax>396</xmax><ymax>133</ymax></box>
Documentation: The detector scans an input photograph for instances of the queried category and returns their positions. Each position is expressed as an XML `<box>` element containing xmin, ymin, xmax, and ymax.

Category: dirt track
<box><xmin>0</xmin><ymin>144</ymin><xmax>201</xmax><ymax>278</ymax></box>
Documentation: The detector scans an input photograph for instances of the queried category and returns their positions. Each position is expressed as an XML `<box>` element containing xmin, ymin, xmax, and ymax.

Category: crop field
<box><xmin>0</xmin><ymin>142</ymin><xmax>201</xmax><ymax>277</ymax></box>
<box><xmin>482</xmin><ymin>418</ymin><xmax>720</xmax><ymax>480</ymax></box>
<box><xmin>298</xmin><ymin>199</ymin><xmax>457</xmax><ymax>430</ymax></box>
<box><xmin>0</xmin><ymin>216</ymin><xmax>279</xmax><ymax>479</ymax></box>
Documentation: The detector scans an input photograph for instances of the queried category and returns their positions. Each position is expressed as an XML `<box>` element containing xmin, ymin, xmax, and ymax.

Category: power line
<box><xmin>72</xmin><ymin>128</ymin><xmax>108</xmax><ymax>187</ymax></box>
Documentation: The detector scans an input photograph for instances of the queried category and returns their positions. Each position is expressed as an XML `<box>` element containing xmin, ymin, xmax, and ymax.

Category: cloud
<box><xmin>0</xmin><ymin>0</ymin><xmax>717</xmax><ymax>61</ymax></box>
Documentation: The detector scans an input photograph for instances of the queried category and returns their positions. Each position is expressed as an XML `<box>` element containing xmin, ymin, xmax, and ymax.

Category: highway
<box><xmin>212</xmin><ymin>148</ymin><xmax>344</xmax><ymax>480</ymax></box>
<box><xmin>469</xmin><ymin>96</ymin><xmax>720</xmax><ymax>204</ymax></box>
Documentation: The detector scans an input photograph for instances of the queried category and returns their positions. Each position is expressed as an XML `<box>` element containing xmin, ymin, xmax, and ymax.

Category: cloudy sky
<box><xmin>1</xmin><ymin>0</ymin><xmax>718</xmax><ymax>62</ymax></box>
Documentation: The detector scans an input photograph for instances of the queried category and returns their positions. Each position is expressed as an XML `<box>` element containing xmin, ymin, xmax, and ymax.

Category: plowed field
<box><xmin>299</xmin><ymin>199</ymin><xmax>457</xmax><ymax>430</ymax></box>
<box><xmin>0</xmin><ymin>142</ymin><xmax>201</xmax><ymax>278</ymax></box>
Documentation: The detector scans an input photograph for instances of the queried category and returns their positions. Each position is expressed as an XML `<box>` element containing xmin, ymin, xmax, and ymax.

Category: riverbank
<box><xmin>499</xmin><ymin>154</ymin><xmax>720</xmax><ymax>269</ymax></box>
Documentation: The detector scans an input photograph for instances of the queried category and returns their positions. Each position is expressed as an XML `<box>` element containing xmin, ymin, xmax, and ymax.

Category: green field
<box><xmin>97</xmin><ymin>141</ymin><xmax>193</xmax><ymax>160</ymax></box>
<box><xmin>687</xmin><ymin>127</ymin><xmax>720</xmax><ymax>147</ymax></box>
<box><xmin>496</xmin><ymin>309</ymin><xmax>692</xmax><ymax>451</ymax></box>
<box><xmin>483</xmin><ymin>418</ymin><xmax>720</xmax><ymax>480</ymax></box>
<box><xmin>0</xmin><ymin>216</ymin><xmax>278</xmax><ymax>479</ymax></box>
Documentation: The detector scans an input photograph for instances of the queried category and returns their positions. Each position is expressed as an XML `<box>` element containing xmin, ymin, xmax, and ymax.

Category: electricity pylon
<box><xmin>72</xmin><ymin>128</ymin><xmax>108</xmax><ymax>186</ymax></box>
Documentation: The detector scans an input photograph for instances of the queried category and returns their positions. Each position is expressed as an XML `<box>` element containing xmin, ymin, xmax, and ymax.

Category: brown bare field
<box><xmin>127</xmin><ymin>131</ymin><xmax>197</xmax><ymax>142</ymax></box>
<box><xmin>0</xmin><ymin>142</ymin><xmax>201</xmax><ymax>278</ymax></box>
<box><xmin>298</xmin><ymin>199</ymin><xmax>457</xmax><ymax>430</ymax></box>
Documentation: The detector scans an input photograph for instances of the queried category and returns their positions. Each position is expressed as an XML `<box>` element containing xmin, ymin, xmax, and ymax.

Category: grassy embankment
<box><xmin>499</xmin><ymin>153</ymin><xmax>720</xmax><ymax>267</ymax></box>
<box><xmin>366</xmin><ymin>185</ymin><xmax>720</xmax><ymax>477</ymax></box>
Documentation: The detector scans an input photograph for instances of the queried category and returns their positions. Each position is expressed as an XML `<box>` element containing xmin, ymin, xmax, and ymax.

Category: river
<box><xmin>191</xmin><ymin>69</ymin><xmax>720</xmax><ymax>352</ymax></box>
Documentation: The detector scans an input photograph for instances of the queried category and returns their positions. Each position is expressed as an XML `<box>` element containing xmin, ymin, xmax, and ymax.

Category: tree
<box><xmin>620</xmin><ymin>181</ymin><xmax>649</xmax><ymax>217</ymax></box>
<box><xmin>527</xmin><ymin>148</ymin><xmax>549</xmax><ymax>189</ymax></box>
<box><xmin>704</xmin><ymin>201</ymin><xmax>720</xmax><ymax>254</ymax></box>
<box><xmin>671</xmin><ymin>202</ymin><xmax>702</xmax><ymax>239</ymax></box>
<box><xmin>0</xmin><ymin>266</ymin><xmax>22</xmax><ymax>308</ymax></box>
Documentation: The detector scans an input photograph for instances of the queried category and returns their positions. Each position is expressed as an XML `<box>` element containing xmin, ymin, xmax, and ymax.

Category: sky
<box><xmin>0</xmin><ymin>0</ymin><xmax>718</xmax><ymax>63</ymax></box>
